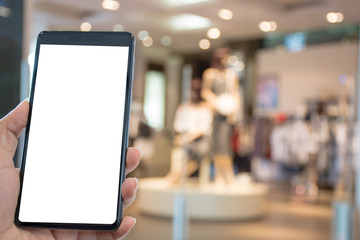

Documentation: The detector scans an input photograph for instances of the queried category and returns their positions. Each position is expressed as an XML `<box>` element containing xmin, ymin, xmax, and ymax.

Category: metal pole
<box><xmin>354</xmin><ymin>25</ymin><xmax>360</xmax><ymax>240</ymax></box>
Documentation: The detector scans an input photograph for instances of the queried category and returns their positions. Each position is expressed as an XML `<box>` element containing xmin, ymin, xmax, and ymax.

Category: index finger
<box><xmin>125</xmin><ymin>147</ymin><xmax>141</xmax><ymax>175</ymax></box>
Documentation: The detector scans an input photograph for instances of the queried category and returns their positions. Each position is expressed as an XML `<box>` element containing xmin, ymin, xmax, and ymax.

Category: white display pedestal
<box><xmin>138</xmin><ymin>178</ymin><xmax>268</xmax><ymax>220</ymax></box>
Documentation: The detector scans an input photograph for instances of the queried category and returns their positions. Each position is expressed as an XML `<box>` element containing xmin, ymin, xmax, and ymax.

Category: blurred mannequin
<box><xmin>166</xmin><ymin>78</ymin><xmax>213</xmax><ymax>184</ymax></box>
<box><xmin>201</xmin><ymin>48</ymin><xmax>241</xmax><ymax>185</ymax></box>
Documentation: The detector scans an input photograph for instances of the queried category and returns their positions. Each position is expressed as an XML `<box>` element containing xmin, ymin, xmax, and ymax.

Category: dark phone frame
<box><xmin>14</xmin><ymin>31</ymin><xmax>135</xmax><ymax>231</ymax></box>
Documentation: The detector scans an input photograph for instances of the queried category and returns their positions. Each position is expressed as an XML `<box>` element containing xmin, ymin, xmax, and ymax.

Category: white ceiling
<box><xmin>32</xmin><ymin>0</ymin><xmax>360</xmax><ymax>52</ymax></box>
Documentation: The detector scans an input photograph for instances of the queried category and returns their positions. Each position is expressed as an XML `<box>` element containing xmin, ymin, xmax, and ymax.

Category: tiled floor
<box><xmin>125</xmin><ymin>186</ymin><xmax>333</xmax><ymax>240</ymax></box>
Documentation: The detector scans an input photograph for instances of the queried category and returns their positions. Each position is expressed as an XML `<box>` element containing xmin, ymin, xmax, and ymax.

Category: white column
<box><xmin>165</xmin><ymin>55</ymin><xmax>183</xmax><ymax>131</ymax></box>
<box><xmin>20</xmin><ymin>0</ymin><xmax>33</xmax><ymax>101</ymax></box>
<box><xmin>17</xmin><ymin>0</ymin><xmax>33</xmax><ymax>168</ymax></box>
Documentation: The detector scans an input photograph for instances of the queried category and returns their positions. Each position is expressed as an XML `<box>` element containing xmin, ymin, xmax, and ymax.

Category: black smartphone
<box><xmin>15</xmin><ymin>31</ymin><xmax>135</xmax><ymax>231</ymax></box>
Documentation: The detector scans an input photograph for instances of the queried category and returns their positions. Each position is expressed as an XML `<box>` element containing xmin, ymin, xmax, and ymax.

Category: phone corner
<box><xmin>13</xmin><ymin>216</ymin><xmax>23</xmax><ymax>228</ymax></box>
<box><xmin>108</xmin><ymin>217</ymin><xmax>122</xmax><ymax>231</ymax></box>
<box><xmin>124</xmin><ymin>32</ymin><xmax>136</xmax><ymax>42</ymax></box>
<box><xmin>37</xmin><ymin>31</ymin><xmax>48</xmax><ymax>38</ymax></box>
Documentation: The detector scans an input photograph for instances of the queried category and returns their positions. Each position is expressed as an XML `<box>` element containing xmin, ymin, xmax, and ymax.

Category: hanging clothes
<box><xmin>252</xmin><ymin>118</ymin><xmax>273</xmax><ymax>159</ymax></box>
<box><xmin>270</xmin><ymin>123</ymin><xmax>290</xmax><ymax>163</ymax></box>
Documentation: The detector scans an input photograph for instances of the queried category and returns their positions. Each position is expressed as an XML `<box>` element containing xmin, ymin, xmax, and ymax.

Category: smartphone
<box><xmin>15</xmin><ymin>31</ymin><xmax>135</xmax><ymax>231</ymax></box>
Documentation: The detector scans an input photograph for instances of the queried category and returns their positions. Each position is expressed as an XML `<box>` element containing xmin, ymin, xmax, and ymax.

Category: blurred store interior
<box><xmin>1</xmin><ymin>0</ymin><xmax>360</xmax><ymax>239</ymax></box>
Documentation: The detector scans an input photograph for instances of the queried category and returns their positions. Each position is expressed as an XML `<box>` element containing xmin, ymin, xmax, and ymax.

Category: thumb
<box><xmin>0</xmin><ymin>100</ymin><xmax>29</xmax><ymax>160</ymax></box>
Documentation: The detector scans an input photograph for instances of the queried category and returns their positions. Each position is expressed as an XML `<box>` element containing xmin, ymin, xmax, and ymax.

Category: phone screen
<box><xmin>18</xmin><ymin>43</ymin><xmax>130</xmax><ymax>225</ymax></box>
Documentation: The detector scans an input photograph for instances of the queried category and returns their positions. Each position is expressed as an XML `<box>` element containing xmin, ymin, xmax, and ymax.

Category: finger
<box><xmin>122</xmin><ymin>177</ymin><xmax>138</xmax><ymax>209</ymax></box>
<box><xmin>125</xmin><ymin>147</ymin><xmax>141</xmax><ymax>175</ymax></box>
<box><xmin>111</xmin><ymin>216</ymin><xmax>136</xmax><ymax>240</ymax></box>
<box><xmin>51</xmin><ymin>229</ymin><xmax>79</xmax><ymax>240</ymax></box>
<box><xmin>2</xmin><ymin>100</ymin><xmax>29</xmax><ymax>138</ymax></box>
<box><xmin>0</xmin><ymin>100</ymin><xmax>29</xmax><ymax>168</ymax></box>
<box><xmin>96</xmin><ymin>231</ymin><xmax>114</xmax><ymax>240</ymax></box>
<box><xmin>78</xmin><ymin>231</ymin><xmax>97</xmax><ymax>240</ymax></box>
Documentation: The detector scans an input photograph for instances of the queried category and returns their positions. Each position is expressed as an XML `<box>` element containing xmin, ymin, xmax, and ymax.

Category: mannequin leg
<box><xmin>186</xmin><ymin>159</ymin><xmax>199</xmax><ymax>177</ymax></box>
<box><xmin>165</xmin><ymin>147</ymin><xmax>185</xmax><ymax>184</ymax></box>
<box><xmin>221</xmin><ymin>155</ymin><xmax>236</xmax><ymax>185</ymax></box>
<box><xmin>214</xmin><ymin>155</ymin><xmax>226</xmax><ymax>186</ymax></box>
<box><xmin>199</xmin><ymin>157</ymin><xmax>211</xmax><ymax>186</ymax></box>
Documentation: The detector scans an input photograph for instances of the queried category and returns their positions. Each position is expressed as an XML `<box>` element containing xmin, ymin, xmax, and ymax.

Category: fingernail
<box><xmin>133</xmin><ymin>177</ymin><xmax>139</xmax><ymax>188</ymax></box>
<box><xmin>24</xmin><ymin>97</ymin><xmax>29</xmax><ymax>102</ymax></box>
<box><xmin>132</xmin><ymin>217</ymin><xmax>137</xmax><ymax>226</ymax></box>
<box><xmin>133</xmin><ymin>147</ymin><xmax>142</xmax><ymax>159</ymax></box>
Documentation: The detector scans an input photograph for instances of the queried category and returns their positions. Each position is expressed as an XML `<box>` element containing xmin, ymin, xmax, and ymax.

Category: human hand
<box><xmin>0</xmin><ymin>100</ymin><xmax>141</xmax><ymax>240</ymax></box>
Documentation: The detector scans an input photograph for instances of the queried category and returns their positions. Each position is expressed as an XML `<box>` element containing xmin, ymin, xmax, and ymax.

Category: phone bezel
<box><xmin>14</xmin><ymin>31</ymin><xmax>135</xmax><ymax>231</ymax></box>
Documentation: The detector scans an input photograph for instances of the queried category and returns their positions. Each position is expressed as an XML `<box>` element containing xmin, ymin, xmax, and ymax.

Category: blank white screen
<box><xmin>18</xmin><ymin>44</ymin><xmax>129</xmax><ymax>224</ymax></box>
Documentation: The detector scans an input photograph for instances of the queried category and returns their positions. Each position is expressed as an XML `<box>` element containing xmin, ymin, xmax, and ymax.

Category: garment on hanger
<box><xmin>270</xmin><ymin>124</ymin><xmax>290</xmax><ymax>163</ymax></box>
<box><xmin>288</xmin><ymin>120</ymin><xmax>310</xmax><ymax>165</ymax></box>
<box><xmin>252</xmin><ymin>118</ymin><xmax>272</xmax><ymax>159</ymax></box>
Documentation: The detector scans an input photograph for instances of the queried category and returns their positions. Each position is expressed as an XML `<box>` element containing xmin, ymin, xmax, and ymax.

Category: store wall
<box><xmin>256</xmin><ymin>41</ymin><xmax>359</xmax><ymax>115</ymax></box>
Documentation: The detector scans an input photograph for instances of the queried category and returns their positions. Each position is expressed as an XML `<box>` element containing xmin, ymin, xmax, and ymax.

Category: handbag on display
<box><xmin>216</xmin><ymin>68</ymin><xmax>239</xmax><ymax>116</ymax></box>
<box><xmin>216</xmin><ymin>93</ymin><xmax>238</xmax><ymax>115</ymax></box>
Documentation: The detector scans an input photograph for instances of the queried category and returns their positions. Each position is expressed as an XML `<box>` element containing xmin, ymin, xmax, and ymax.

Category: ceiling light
<box><xmin>169</xmin><ymin>14</ymin><xmax>211</xmax><ymax>31</ymax></box>
<box><xmin>80</xmin><ymin>22</ymin><xmax>91</xmax><ymax>31</ymax></box>
<box><xmin>228</xmin><ymin>55</ymin><xmax>238</xmax><ymax>66</ymax></box>
<box><xmin>161</xmin><ymin>36</ymin><xmax>172</xmax><ymax>46</ymax></box>
<box><xmin>326</xmin><ymin>12</ymin><xmax>343</xmax><ymax>23</ymax></box>
<box><xmin>259</xmin><ymin>21</ymin><xmax>271</xmax><ymax>32</ymax></box>
<box><xmin>207</xmin><ymin>28</ymin><xmax>221</xmax><ymax>39</ymax></box>
<box><xmin>138</xmin><ymin>30</ymin><xmax>149</xmax><ymax>40</ymax></box>
<box><xmin>259</xmin><ymin>21</ymin><xmax>277</xmax><ymax>32</ymax></box>
<box><xmin>234</xmin><ymin>61</ymin><xmax>245</xmax><ymax>72</ymax></box>
<box><xmin>218</xmin><ymin>9</ymin><xmax>233</xmax><ymax>20</ymax></box>
<box><xmin>326</xmin><ymin>12</ymin><xmax>337</xmax><ymax>23</ymax></box>
<box><xmin>143</xmin><ymin>36</ymin><xmax>153</xmax><ymax>47</ymax></box>
<box><xmin>102</xmin><ymin>0</ymin><xmax>120</xmax><ymax>11</ymax></box>
<box><xmin>269</xmin><ymin>21</ymin><xmax>277</xmax><ymax>31</ymax></box>
<box><xmin>199</xmin><ymin>39</ymin><xmax>210</xmax><ymax>50</ymax></box>
<box><xmin>113</xmin><ymin>24</ymin><xmax>124</xmax><ymax>31</ymax></box>
<box><xmin>336</xmin><ymin>12</ymin><xmax>344</xmax><ymax>22</ymax></box>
